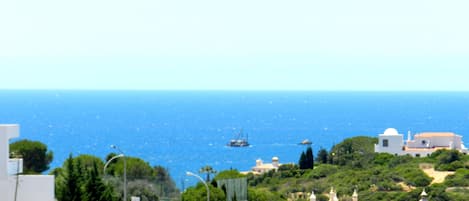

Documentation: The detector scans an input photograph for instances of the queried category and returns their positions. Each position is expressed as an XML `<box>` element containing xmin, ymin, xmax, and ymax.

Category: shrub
<box><xmin>307</xmin><ymin>164</ymin><xmax>338</xmax><ymax>179</ymax></box>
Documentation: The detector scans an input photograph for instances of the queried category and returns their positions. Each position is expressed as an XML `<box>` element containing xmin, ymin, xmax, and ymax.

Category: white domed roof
<box><xmin>272</xmin><ymin>156</ymin><xmax>279</xmax><ymax>161</ymax></box>
<box><xmin>383</xmin><ymin>128</ymin><xmax>399</xmax><ymax>136</ymax></box>
<box><xmin>310</xmin><ymin>191</ymin><xmax>316</xmax><ymax>199</ymax></box>
<box><xmin>420</xmin><ymin>189</ymin><xmax>427</xmax><ymax>196</ymax></box>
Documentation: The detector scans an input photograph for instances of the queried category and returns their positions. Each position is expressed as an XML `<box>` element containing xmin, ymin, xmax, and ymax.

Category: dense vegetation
<box><xmin>10</xmin><ymin>140</ymin><xmax>179</xmax><ymax>201</ymax></box>
<box><xmin>10</xmin><ymin>136</ymin><xmax>469</xmax><ymax>201</ymax></box>
<box><xmin>181</xmin><ymin>136</ymin><xmax>469</xmax><ymax>201</ymax></box>
<box><xmin>53</xmin><ymin>154</ymin><xmax>115</xmax><ymax>201</ymax></box>
<box><xmin>51</xmin><ymin>153</ymin><xmax>180</xmax><ymax>201</ymax></box>
<box><xmin>243</xmin><ymin>136</ymin><xmax>469</xmax><ymax>201</ymax></box>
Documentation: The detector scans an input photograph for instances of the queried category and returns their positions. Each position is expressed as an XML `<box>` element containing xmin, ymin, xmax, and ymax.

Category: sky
<box><xmin>1</xmin><ymin>0</ymin><xmax>468</xmax><ymax>91</ymax></box>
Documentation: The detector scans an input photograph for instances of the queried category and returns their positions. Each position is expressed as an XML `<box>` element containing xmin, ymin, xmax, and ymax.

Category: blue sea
<box><xmin>1</xmin><ymin>91</ymin><xmax>469</xmax><ymax>188</ymax></box>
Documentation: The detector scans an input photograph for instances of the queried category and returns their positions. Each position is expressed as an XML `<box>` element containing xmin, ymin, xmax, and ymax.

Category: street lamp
<box><xmin>103</xmin><ymin>154</ymin><xmax>124</xmax><ymax>173</ymax></box>
<box><xmin>109</xmin><ymin>145</ymin><xmax>127</xmax><ymax>201</ymax></box>
<box><xmin>186</xmin><ymin>171</ymin><xmax>210</xmax><ymax>201</ymax></box>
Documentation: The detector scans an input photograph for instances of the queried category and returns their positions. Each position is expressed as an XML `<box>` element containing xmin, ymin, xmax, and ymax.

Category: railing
<box><xmin>8</xmin><ymin>158</ymin><xmax>23</xmax><ymax>175</ymax></box>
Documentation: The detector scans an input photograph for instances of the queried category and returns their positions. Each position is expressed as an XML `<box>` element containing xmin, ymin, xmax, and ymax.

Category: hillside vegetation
<box><xmin>244</xmin><ymin>136</ymin><xmax>469</xmax><ymax>201</ymax></box>
<box><xmin>12</xmin><ymin>137</ymin><xmax>469</xmax><ymax>201</ymax></box>
<box><xmin>183</xmin><ymin>136</ymin><xmax>469</xmax><ymax>201</ymax></box>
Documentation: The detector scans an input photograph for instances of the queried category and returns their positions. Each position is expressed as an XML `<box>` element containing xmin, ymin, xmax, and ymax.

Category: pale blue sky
<box><xmin>1</xmin><ymin>0</ymin><xmax>468</xmax><ymax>90</ymax></box>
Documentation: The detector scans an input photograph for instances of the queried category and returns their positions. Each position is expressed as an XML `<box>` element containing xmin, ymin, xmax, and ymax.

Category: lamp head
<box><xmin>186</xmin><ymin>171</ymin><xmax>194</xmax><ymax>176</ymax></box>
<box><xmin>110</xmin><ymin>145</ymin><xmax>117</xmax><ymax>149</ymax></box>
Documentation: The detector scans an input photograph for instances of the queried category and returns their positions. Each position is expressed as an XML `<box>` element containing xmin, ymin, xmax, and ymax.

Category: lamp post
<box><xmin>110</xmin><ymin>145</ymin><xmax>127</xmax><ymax>201</ymax></box>
<box><xmin>103</xmin><ymin>154</ymin><xmax>124</xmax><ymax>173</ymax></box>
<box><xmin>186</xmin><ymin>171</ymin><xmax>210</xmax><ymax>201</ymax></box>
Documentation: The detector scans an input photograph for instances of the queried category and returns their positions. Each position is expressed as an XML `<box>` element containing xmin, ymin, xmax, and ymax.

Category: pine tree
<box><xmin>305</xmin><ymin>146</ymin><xmax>314</xmax><ymax>169</ymax></box>
<box><xmin>299</xmin><ymin>151</ymin><xmax>307</xmax><ymax>169</ymax></box>
<box><xmin>75</xmin><ymin>157</ymin><xmax>85</xmax><ymax>186</ymax></box>
<box><xmin>59</xmin><ymin>154</ymin><xmax>83</xmax><ymax>201</ymax></box>
<box><xmin>299</xmin><ymin>147</ymin><xmax>314</xmax><ymax>169</ymax></box>
<box><xmin>83</xmin><ymin>161</ymin><xmax>115</xmax><ymax>201</ymax></box>
<box><xmin>316</xmin><ymin>147</ymin><xmax>328</xmax><ymax>164</ymax></box>
<box><xmin>9</xmin><ymin>139</ymin><xmax>53</xmax><ymax>174</ymax></box>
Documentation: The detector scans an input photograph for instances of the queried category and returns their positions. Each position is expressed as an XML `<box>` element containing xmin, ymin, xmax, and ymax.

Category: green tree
<box><xmin>306</xmin><ymin>146</ymin><xmax>314</xmax><ymax>169</ymax></box>
<box><xmin>329</xmin><ymin>136</ymin><xmax>377</xmax><ymax>167</ymax></box>
<box><xmin>299</xmin><ymin>151</ymin><xmax>307</xmax><ymax>169</ymax></box>
<box><xmin>83</xmin><ymin>162</ymin><xmax>115</xmax><ymax>201</ymax></box>
<box><xmin>299</xmin><ymin>147</ymin><xmax>314</xmax><ymax>169</ymax></box>
<box><xmin>57</xmin><ymin>154</ymin><xmax>83</xmax><ymax>201</ymax></box>
<box><xmin>214</xmin><ymin>170</ymin><xmax>245</xmax><ymax>180</ymax></box>
<box><xmin>432</xmin><ymin>149</ymin><xmax>464</xmax><ymax>171</ymax></box>
<box><xmin>182</xmin><ymin>183</ymin><xmax>225</xmax><ymax>201</ymax></box>
<box><xmin>153</xmin><ymin>166</ymin><xmax>180</xmax><ymax>198</ymax></box>
<box><xmin>10</xmin><ymin>139</ymin><xmax>53</xmax><ymax>174</ymax></box>
<box><xmin>127</xmin><ymin>180</ymin><xmax>160</xmax><ymax>201</ymax></box>
<box><xmin>104</xmin><ymin>154</ymin><xmax>180</xmax><ymax>200</ymax></box>
<box><xmin>316</xmin><ymin>147</ymin><xmax>328</xmax><ymax>164</ymax></box>
<box><xmin>75</xmin><ymin>154</ymin><xmax>105</xmax><ymax>174</ymax></box>
<box><xmin>107</xmin><ymin>155</ymin><xmax>153</xmax><ymax>179</ymax></box>
<box><xmin>247</xmin><ymin>188</ymin><xmax>283</xmax><ymax>201</ymax></box>
<box><xmin>55</xmin><ymin>154</ymin><xmax>117</xmax><ymax>201</ymax></box>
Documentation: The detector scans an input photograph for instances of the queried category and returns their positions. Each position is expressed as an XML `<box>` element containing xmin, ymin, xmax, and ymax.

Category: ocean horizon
<box><xmin>2</xmin><ymin>90</ymin><xmax>469</xmax><ymax>188</ymax></box>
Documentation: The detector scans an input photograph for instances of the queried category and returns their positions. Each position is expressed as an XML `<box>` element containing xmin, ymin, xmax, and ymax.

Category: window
<box><xmin>382</xmin><ymin>139</ymin><xmax>389</xmax><ymax>147</ymax></box>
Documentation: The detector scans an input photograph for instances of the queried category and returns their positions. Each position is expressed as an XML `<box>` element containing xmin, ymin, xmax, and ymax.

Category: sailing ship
<box><xmin>227</xmin><ymin>129</ymin><xmax>250</xmax><ymax>147</ymax></box>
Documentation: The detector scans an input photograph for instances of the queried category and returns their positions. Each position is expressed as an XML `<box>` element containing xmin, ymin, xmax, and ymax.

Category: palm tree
<box><xmin>199</xmin><ymin>165</ymin><xmax>217</xmax><ymax>182</ymax></box>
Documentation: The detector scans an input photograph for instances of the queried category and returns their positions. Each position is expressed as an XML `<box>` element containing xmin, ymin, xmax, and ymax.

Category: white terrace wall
<box><xmin>1</xmin><ymin>124</ymin><xmax>55</xmax><ymax>201</ymax></box>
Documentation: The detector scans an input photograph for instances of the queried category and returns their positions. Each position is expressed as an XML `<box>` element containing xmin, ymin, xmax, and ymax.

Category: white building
<box><xmin>419</xmin><ymin>189</ymin><xmax>428</xmax><ymax>201</ymax></box>
<box><xmin>0</xmin><ymin>124</ymin><xmax>55</xmax><ymax>201</ymax></box>
<box><xmin>310</xmin><ymin>190</ymin><xmax>316</xmax><ymax>201</ymax></box>
<box><xmin>251</xmin><ymin>157</ymin><xmax>280</xmax><ymax>174</ymax></box>
<box><xmin>375</xmin><ymin>128</ymin><xmax>469</xmax><ymax>157</ymax></box>
<box><xmin>328</xmin><ymin>187</ymin><xmax>339</xmax><ymax>201</ymax></box>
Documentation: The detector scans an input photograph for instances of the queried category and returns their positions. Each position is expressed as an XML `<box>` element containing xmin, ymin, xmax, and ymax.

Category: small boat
<box><xmin>227</xmin><ymin>129</ymin><xmax>250</xmax><ymax>147</ymax></box>
<box><xmin>299</xmin><ymin>139</ymin><xmax>312</xmax><ymax>145</ymax></box>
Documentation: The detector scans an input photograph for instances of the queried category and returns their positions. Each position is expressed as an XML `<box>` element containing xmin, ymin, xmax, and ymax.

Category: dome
<box><xmin>272</xmin><ymin>157</ymin><xmax>279</xmax><ymax>161</ymax></box>
<box><xmin>256</xmin><ymin>159</ymin><xmax>263</xmax><ymax>166</ymax></box>
<box><xmin>310</xmin><ymin>191</ymin><xmax>316</xmax><ymax>199</ymax></box>
<box><xmin>420</xmin><ymin>189</ymin><xmax>427</xmax><ymax>196</ymax></box>
<box><xmin>383</xmin><ymin>128</ymin><xmax>399</xmax><ymax>136</ymax></box>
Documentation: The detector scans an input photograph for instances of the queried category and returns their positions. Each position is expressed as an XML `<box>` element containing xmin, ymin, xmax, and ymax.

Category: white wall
<box><xmin>8</xmin><ymin>175</ymin><xmax>55</xmax><ymax>201</ymax></box>
<box><xmin>1</xmin><ymin>125</ymin><xmax>20</xmax><ymax>201</ymax></box>
<box><xmin>375</xmin><ymin>134</ymin><xmax>404</xmax><ymax>155</ymax></box>
<box><xmin>1</xmin><ymin>124</ymin><xmax>55</xmax><ymax>201</ymax></box>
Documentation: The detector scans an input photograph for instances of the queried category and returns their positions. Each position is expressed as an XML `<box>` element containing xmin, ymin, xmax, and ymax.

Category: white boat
<box><xmin>299</xmin><ymin>139</ymin><xmax>312</xmax><ymax>145</ymax></box>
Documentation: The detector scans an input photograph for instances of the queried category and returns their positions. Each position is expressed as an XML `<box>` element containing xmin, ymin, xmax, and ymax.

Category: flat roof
<box><xmin>253</xmin><ymin>164</ymin><xmax>279</xmax><ymax>170</ymax></box>
<box><xmin>414</xmin><ymin>132</ymin><xmax>458</xmax><ymax>137</ymax></box>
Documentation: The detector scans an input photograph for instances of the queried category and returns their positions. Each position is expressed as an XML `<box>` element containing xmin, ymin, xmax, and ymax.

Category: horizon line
<box><xmin>1</xmin><ymin>89</ymin><xmax>469</xmax><ymax>93</ymax></box>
